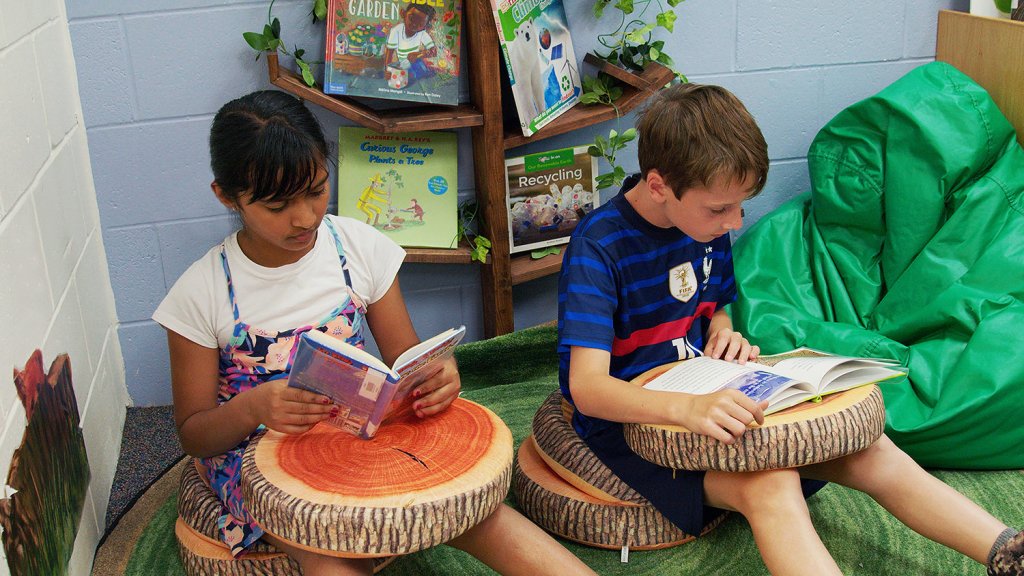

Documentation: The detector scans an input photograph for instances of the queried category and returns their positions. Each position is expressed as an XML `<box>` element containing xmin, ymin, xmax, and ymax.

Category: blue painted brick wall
<box><xmin>66</xmin><ymin>0</ymin><xmax>968</xmax><ymax>404</ymax></box>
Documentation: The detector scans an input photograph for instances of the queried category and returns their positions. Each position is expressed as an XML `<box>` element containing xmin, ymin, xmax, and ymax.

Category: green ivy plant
<box><xmin>243</xmin><ymin>0</ymin><xmax>318</xmax><ymax>86</ymax></box>
<box><xmin>456</xmin><ymin>201</ymin><xmax>492</xmax><ymax>263</ymax></box>
<box><xmin>580</xmin><ymin>0</ymin><xmax>686</xmax><ymax>107</ymax></box>
<box><xmin>588</xmin><ymin>127</ymin><xmax>637</xmax><ymax>190</ymax></box>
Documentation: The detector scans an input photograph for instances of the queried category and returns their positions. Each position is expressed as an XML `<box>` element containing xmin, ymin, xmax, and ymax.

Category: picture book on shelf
<box><xmin>337</xmin><ymin>126</ymin><xmax>457</xmax><ymax>249</ymax></box>
<box><xmin>323</xmin><ymin>0</ymin><xmax>462</xmax><ymax>105</ymax></box>
<box><xmin>641</xmin><ymin>348</ymin><xmax>907</xmax><ymax>415</ymax></box>
<box><xmin>287</xmin><ymin>326</ymin><xmax>467</xmax><ymax>439</ymax></box>
<box><xmin>489</xmin><ymin>0</ymin><xmax>582</xmax><ymax>136</ymax></box>
<box><xmin>505</xmin><ymin>145</ymin><xmax>598</xmax><ymax>253</ymax></box>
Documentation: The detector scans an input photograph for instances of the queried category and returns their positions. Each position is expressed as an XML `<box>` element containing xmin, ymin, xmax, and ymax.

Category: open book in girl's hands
<box><xmin>287</xmin><ymin>326</ymin><xmax>466</xmax><ymax>439</ymax></box>
<box><xmin>641</xmin><ymin>348</ymin><xmax>906</xmax><ymax>416</ymax></box>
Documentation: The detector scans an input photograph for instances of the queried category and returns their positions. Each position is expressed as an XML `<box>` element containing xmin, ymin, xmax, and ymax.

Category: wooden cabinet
<box><xmin>265</xmin><ymin>0</ymin><xmax>672</xmax><ymax>337</ymax></box>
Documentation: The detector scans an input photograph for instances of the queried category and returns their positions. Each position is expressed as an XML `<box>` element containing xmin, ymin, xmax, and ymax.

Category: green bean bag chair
<box><xmin>732</xmin><ymin>61</ymin><xmax>1024</xmax><ymax>469</ymax></box>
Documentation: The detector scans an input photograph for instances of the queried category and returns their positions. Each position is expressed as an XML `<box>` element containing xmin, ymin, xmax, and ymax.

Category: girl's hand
<box><xmin>247</xmin><ymin>378</ymin><xmax>335</xmax><ymax>435</ymax></box>
<box><xmin>704</xmin><ymin>328</ymin><xmax>760</xmax><ymax>363</ymax></box>
<box><xmin>677</xmin><ymin>390</ymin><xmax>768</xmax><ymax>444</ymax></box>
<box><xmin>410</xmin><ymin>357</ymin><xmax>460</xmax><ymax>418</ymax></box>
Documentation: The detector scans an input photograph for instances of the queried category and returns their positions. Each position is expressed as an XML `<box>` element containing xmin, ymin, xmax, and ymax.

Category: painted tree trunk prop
<box><xmin>175</xmin><ymin>461</ymin><xmax>393</xmax><ymax>575</ymax></box>
<box><xmin>0</xmin><ymin>352</ymin><xmax>90</xmax><ymax>576</ymax></box>
<box><xmin>515</xmin><ymin>436</ymin><xmax>722</xmax><ymax>550</ymax></box>
<box><xmin>531</xmin><ymin>390</ymin><xmax>645</xmax><ymax>504</ymax></box>
<box><xmin>242</xmin><ymin>398</ymin><xmax>512</xmax><ymax>557</ymax></box>
<box><xmin>624</xmin><ymin>362</ymin><xmax>887</xmax><ymax>471</ymax></box>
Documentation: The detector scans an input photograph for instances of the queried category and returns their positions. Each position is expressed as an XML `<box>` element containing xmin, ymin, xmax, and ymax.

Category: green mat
<box><xmin>118</xmin><ymin>326</ymin><xmax>1024</xmax><ymax>575</ymax></box>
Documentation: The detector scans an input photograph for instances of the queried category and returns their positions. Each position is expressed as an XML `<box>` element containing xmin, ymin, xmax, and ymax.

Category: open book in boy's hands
<box><xmin>286</xmin><ymin>326</ymin><xmax>466</xmax><ymax>439</ymax></box>
<box><xmin>641</xmin><ymin>348</ymin><xmax>906</xmax><ymax>416</ymax></box>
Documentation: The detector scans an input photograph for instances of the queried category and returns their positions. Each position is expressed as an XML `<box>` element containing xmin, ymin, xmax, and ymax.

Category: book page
<box><xmin>758</xmin><ymin>356</ymin><xmax>904</xmax><ymax>394</ymax></box>
<box><xmin>393</xmin><ymin>326</ymin><xmax>466</xmax><ymax>371</ymax></box>
<box><xmin>303</xmin><ymin>329</ymin><xmax>393</xmax><ymax>376</ymax></box>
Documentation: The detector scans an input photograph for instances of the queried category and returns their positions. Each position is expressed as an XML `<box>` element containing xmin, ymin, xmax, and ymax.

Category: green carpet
<box><xmin>112</xmin><ymin>326</ymin><xmax>1024</xmax><ymax>575</ymax></box>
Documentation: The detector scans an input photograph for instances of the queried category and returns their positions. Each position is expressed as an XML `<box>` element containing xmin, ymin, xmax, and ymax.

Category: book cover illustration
<box><xmin>338</xmin><ymin>127</ymin><xmax>458</xmax><ymax>249</ymax></box>
<box><xmin>490</xmin><ymin>0</ymin><xmax>582</xmax><ymax>136</ymax></box>
<box><xmin>324</xmin><ymin>0</ymin><xmax>462</xmax><ymax>105</ymax></box>
<box><xmin>505</xmin><ymin>145</ymin><xmax>598</xmax><ymax>253</ymax></box>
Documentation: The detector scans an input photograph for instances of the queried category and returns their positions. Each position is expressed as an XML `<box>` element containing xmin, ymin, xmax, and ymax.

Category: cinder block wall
<box><xmin>67</xmin><ymin>0</ymin><xmax>967</xmax><ymax>406</ymax></box>
<box><xmin>0</xmin><ymin>0</ymin><xmax>128</xmax><ymax>573</ymax></box>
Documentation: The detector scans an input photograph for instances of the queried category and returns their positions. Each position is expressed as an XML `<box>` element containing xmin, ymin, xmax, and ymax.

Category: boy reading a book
<box><xmin>557</xmin><ymin>82</ymin><xmax>1022</xmax><ymax>576</ymax></box>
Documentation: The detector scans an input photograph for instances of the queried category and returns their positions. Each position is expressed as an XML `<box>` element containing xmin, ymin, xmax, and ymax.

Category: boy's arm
<box><xmin>568</xmin><ymin>345</ymin><xmax>767</xmax><ymax>444</ymax></box>
<box><xmin>704</xmin><ymin>308</ymin><xmax>759</xmax><ymax>363</ymax></box>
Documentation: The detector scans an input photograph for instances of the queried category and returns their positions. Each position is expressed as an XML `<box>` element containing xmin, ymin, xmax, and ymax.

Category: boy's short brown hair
<box><xmin>637</xmin><ymin>83</ymin><xmax>768</xmax><ymax>199</ymax></box>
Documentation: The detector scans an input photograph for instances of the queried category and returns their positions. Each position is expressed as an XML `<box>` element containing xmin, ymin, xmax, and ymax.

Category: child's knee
<box><xmin>709</xmin><ymin>468</ymin><xmax>804</xmax><ymax>513</ymax></box>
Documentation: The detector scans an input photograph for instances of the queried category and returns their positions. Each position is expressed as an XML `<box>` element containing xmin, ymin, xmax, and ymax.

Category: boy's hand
<box><xmin>410</xmin><ymin>357</ymin><xmax>461</xmax><ymax>418</ymax></box>
<box><xmin>704</xmin><ymin>328</ymin><xmax>760</xmax><ymax>363</ymax></box>
<box><xmin>680</xmin><ymin>390</ymin><xmax>767</xmax><ymax>444</ymax></box>
<box><xmin>246</xmin><ymin>378</ymin><xmax>335</xmax><ymax>435</ymax></box>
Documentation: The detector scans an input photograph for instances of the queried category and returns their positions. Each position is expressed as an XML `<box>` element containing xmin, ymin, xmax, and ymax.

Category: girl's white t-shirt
<box><xmin>153</xmin><ymin>215</ymin><xmax>406</xmax><ymax>349</ymax></box>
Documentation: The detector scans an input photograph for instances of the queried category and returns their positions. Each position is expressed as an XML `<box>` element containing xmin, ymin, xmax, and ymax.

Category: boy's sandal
<box><xmin>988</xmin><ymin>528</ymin><xmax>1024</xmax><ymax>576</ymax></box>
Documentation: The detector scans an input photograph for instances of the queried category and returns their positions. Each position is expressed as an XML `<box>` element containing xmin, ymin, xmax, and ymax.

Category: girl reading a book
<box><xmin>153</xmin><ymin>90</ymin><xmax>595</xmax><ymax>576</ymax></box>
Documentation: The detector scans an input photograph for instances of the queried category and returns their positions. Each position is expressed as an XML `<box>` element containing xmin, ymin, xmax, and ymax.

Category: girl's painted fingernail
<box><xmin>412</xmin><ymin>389</ymin><xmax>420</xmax><ymax>398</ymax></box>
<box><xmin>416</xmin><ymin>410</ymin><xmax>424</xmax><ymax>418</ymax></box>
<box><xmin>330</xmin><ymin>407</ymin><xmax>339</xmax><ymax>417</ymax></box>
<box><xmin>413</xmin><ymin>403</ymin><xmax>421</xmax><ymax>411</ymax></box>
<box><xmin>321</xmin><ymin>397</ymin><xmax>331</xmax><ymax>405</ymax></box>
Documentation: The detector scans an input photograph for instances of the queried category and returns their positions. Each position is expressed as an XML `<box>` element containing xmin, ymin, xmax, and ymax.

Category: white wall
<box><xmin>0</xmin><ymin>0</ymin><xmax>129</xmax><ymax>574</ymax></box>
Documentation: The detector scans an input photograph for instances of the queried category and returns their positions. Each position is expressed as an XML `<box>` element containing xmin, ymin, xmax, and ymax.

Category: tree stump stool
<box><xmin>176</xmin><ymin>459</ymin><xmax>395</xmax><ymax>575</ymax></box>
<box><xmin>531</xmin><ymin>390</ymin><xmax>645</xmax><ymax>504</ymax></box>
<box><xmin>623</xmin><ymin>362</ymin><xmax>887</xmax><ymax>472</ymax></box>
<box><xmin>176</xmin><ymin>459</ymin><xmax>301</xmax><ymax>575</ymax></box>
<box><xmin>515</xmin><ymin>436</ymin><xmax>722</xmax><ymax>550</ymax></box>
<box><xmin>242</xmin><ymin>398</ymin><xmax>512</xmax><ymax>557</ymax></box>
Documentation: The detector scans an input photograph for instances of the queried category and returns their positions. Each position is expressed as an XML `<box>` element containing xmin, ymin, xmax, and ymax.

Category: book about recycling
<box><xmin>287</xmin><ymin>326</ymin><xmax>466</xmax><ymax>439</ymax></box>
<box><xmin>505</xmin><ymin>144</ymin><xmax>599</xmax><ymax>253</ymax></box>
<box><xmin>337</xmin><ymin>126</ymin><xmax>458</xmax><ymax>249</ymax></box>
<box><xmin>489</xmin><ymin>0</ymin><xmax>582</xmax><ymax>136</ymax></box>
<box><xmin>323</xmin><ymin>0</ymin><xmax>462</xmax><ymax>105</ymax></box>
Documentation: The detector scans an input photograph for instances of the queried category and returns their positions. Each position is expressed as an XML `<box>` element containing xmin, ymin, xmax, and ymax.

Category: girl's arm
<box><xmin>568</xmin><ymin>345</ymin><xmax>766</xmax><ymax>445</ymax></box>
<box><xmin>365</xmin><ymin>278</ymin><xmax>460</xmax><ymax>417</ymax></box>
<box><xmin>168</xmin><ymin>330</ymin><xmax>333</xmax><ymax>457</ymax></box>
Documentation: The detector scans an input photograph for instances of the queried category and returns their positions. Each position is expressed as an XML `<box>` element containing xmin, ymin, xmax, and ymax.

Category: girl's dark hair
<box><xmin>209</xmin><ymin>90</ymin><xmax>329</xmax><ymax>205</ymax></box>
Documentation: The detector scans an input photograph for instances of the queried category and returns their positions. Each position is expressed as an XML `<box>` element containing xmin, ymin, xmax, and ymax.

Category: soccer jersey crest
<box><xmin>669</xmin><ymin>262</ymin><xmax>697</xmax><ymax>302</ymax></box>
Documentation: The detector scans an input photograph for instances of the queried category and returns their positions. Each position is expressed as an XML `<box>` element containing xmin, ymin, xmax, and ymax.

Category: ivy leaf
<box><xmin>657</xmin><ymin>52</ymin><xmax>675</xmax><ymax>66</ymax></box>
<box><xmin>294</xmin><ymin>47</ymin><xmax>305</xmax><ymax>60</ymax></box>
<box><xmin>649</xmin><ymin>47</ymin><xmax>660</xmax><ymax>61</ymax></box>
<box><xmin>608</xmin><ymin>129</ymin><xmax>618</xmax><ymax>140</ymax></box>
<box><xmin>667</xmin><ymin>0</ymin><xmax>685</xmax><ymax>6</ymax></box>
<box><xmin>531</xmin><ymin>247</ymin><xmax>561</xmax><ymax>259</ymax></box>
<box><xmin>579</xmin><ymin>93</ymin><xmax>602</xmax><ymax>104</ymax></box>
<box><xmin>657</xmin><ymin>10</ymin><xmax>677</xmax><ymax>33</ymax></box>
<box><xmin>243</xmin><ymin>31</ymin><xmax>269</xmax><ymax>51</ymax></box>
<box><xmin>297</xmin><ymin>59</ymin><xmax>315</xmax><ymax>86</ymax></box>
<box><xmin>593</xmin><ymin>0</ymin><xmax>610</xmax><ymax>19</ymax></box>
<box><xmin>614</xmin><ymin>0</ymin><xmax>635</xmax><ymax>15</ymax></box>
<box><xmin>596</xmin><ymin>173</ymin><xmax>616</xmax><ymax>190</ymax></box>
<box><xmin>620</xmin><ymin>128</ymin><xmax>637</xmax><ymax>142</ymax></box>
<box><xmin>587</xmin><ymin>145</ymin><xmax>602</xmax><ymax>158</ymax></box>
<box><xmin>609</xmin><ymin>85</ymin><xmax>623</xmax><ymax>100</ymax></box>
<box><xmin>270</xmin><ymin>17</ymin><xmax>281</xmax><ymax>39</ymax></box>
<box><xmin>475</xmin><ymin>236</ymin><xmax>492</xmax><ymax>249</ymax></box>
<box><xmin>313</xmin><ymin>0</ymin><xmax>327</xmax><ymax>21</ymax></box>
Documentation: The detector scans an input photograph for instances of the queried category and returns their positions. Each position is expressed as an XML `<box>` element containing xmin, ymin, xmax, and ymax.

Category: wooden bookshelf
<box><xmin>265</xmin><ymin>0</ymin><xmax>670</xmax><ymax>336</ymax></box>
<box><xmin>266</xmin><ymin>53</ymin><xmax>484</xmax><ymax>133</ymax></box>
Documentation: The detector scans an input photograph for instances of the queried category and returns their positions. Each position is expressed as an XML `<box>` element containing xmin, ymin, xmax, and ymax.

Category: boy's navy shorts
<box><xmin>582</xmin><ymin>422</ymin><xmax>827</xmax><ymax>536</ymax></box>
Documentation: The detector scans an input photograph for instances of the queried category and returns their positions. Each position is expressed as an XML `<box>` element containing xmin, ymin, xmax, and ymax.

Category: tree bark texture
<box><xmin>624</xmin><ymin>385</ymin><xmax>887</xmax><ymax>472</ymax></box>
<box><xmin>514</xmin><ymin>436</ymin><xmax>709</xmax><ymax>550</ymax></box>
<box><xmin>531</xmin><ymin>390</ymin><xmax>645</xmax><ymax>504</ymax></box>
